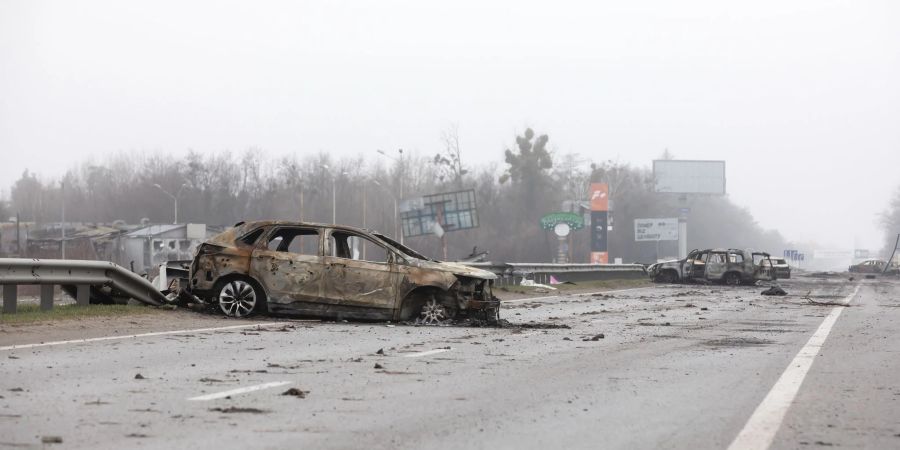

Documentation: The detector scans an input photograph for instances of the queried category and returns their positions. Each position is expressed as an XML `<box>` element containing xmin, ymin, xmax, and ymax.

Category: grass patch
<box><xmin>0</xmin><ymin>303</ymin><xmax>161</xmax><ymax>325</ymax></box>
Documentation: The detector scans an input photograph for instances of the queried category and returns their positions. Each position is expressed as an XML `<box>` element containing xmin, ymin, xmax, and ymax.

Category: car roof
<box><xmin>237</xmin><ymin>220</ymin><xmax>380</xmax><ymax>236</ymax></box>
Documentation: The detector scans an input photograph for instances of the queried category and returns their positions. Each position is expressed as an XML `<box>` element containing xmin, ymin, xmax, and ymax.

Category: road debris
<box><xmin>209</xmin><ymin>406</ymin><xmax>268</xmax><ymax>414</ymax></box>
<box><xmin>761</xmin><ymin>286</ymin><xmax>787</xmax><ymax>296</ymax></box>
<box><xmin>583</xmin><ymin>333</ymin><xmax>605</xmax><ymax>341</ymax></box>
<box><xmin>134</xmin><ymin>373</ymin><xmax>146</xmax><ymax>379</ymax></box>
<box><xmin>281</xmin><ymin>388</ymin><xmax>309</xmax><ymax>398</ymax></box>
<box><xmin>41</xmin><ymin>436</ymin><xmax>63</xmax><ymax>444</ymax></box>
<box><xmin>374</xmin><ymin>363</ymin><xmax>384</xmax><ymax>369</ymax></box>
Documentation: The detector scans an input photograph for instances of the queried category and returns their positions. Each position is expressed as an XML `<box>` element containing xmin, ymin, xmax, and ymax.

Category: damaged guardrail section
<box><xmin>464</xmin><ymin>262</ymin><xmax>647</xmax><ymax>285</ymax></box>
<box><xmin>0</xmin><ymin>258</ymin><xmax>166</xmax><ymax>314</ymax></box>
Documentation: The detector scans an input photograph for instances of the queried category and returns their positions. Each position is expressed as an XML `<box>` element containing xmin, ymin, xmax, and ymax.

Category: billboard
<box><xmin>589</xmin><ymin>183</ymin><xmax>609</xmax><ymax>211</ymax></box>
<box><xmin>653</xmin><ymin>160</ymin><xmax>726</xmax><ymax>194</ymax></box>
<box><xmin>589</xmin><ymin>183</ymin><xmax>609</xmax><ymax>264</ymax></box>
<box><xmin>634</xmin><ymin>218</ymin><xmax>679</xmax><ymax>241</ymax></box>
<box><xmin>400</xmin><ymin>189</ymin><xmax>479</xmax><ymax>238</ymax></box>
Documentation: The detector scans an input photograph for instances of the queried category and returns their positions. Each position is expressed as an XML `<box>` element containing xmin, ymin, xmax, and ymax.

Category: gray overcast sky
<box><xmin>1</xmin><ymin>0</ymin><xmax>898</xmax><ymax>251</ymax></box>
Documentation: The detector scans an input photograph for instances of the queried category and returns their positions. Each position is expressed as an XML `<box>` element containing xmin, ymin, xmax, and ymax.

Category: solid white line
<box><xmin>187</xmin><ymin>381</ymin><xmax>291</xmax><ymax>401</ymax></box>
<box><xmin>500</xmin><ymin>286</ymin><xmax>653</xmax><ymax>303</ymax></box>
<box><xmin>401</xmin><ymin>348</ymin><xmax>453</xmax><ymax>358</ymax></box>
<box><xmin>727</xmin><ymin>284</ymin><xmax>861</xmax><ymax>450</ymax></box>
<box><xmin>0</xmin><ymin>322</ymin><xmax>292</xmax><ymax>352</ymax></box>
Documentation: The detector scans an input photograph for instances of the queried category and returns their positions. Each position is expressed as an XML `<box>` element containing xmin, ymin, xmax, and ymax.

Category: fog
<box><xmin>1</xmin><ymin>0</ymin><xmax>898</xmax><ymax>251</ymax></box>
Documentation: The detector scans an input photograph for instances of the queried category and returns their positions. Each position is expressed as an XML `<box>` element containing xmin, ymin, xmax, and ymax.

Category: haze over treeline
<box><xmin>3</xmin><ymin>128</ymin><xmax>803</xmax><ymax>263</ymax></box>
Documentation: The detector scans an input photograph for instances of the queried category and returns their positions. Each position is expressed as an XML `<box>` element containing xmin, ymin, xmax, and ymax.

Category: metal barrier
<box><xmin>0</xmin><ymin>258</ymin><xmax>166</xmax><ymax>314</ymax></box>
<box><xmin>463</xmin><ymin>262</ymin><xmax>648</xmax><ymax>286</ymax></box>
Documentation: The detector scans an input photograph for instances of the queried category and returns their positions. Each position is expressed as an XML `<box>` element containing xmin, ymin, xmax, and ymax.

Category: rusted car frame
<box><xmin>187</xmin><ymin>221</ymin><xmax>499</xmax><ymax>323</ymax></box>
<box><xmin>647</xmin><ymin>248</ymin><xmax>775</xmax><ymax>285</ymax></box>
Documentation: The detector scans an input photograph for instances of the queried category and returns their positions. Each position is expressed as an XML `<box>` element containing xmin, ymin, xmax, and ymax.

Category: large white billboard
<box><xmin>653</xmin><ymin>160</ymin><xmax>726</xmax><ymax>194</ymax></box>
<box><xmin>634</xmin><ymin>218</ymin><xmax>679</xmax><ymax>241</ymax></box>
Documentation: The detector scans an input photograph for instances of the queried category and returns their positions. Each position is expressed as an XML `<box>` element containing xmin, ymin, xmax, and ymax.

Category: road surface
<box><xmin>2</xmin><ymin>276</ymin><xmax>899</xmax><ymax>449</ymax></box>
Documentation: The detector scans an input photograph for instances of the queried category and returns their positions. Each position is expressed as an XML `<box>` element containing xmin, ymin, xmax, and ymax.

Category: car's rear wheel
<box><xmin>217</xmin><ymin>278</ymin><xmax>266</xmax><ymax>318</ymax></box>
<box><xmin>723</xmin><ymin>272</ymin><xmax>741</xmax><ymax>286</ymax></box>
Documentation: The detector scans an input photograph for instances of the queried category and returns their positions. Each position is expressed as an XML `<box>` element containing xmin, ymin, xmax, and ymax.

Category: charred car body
<box><xmin>848</xmin><ymin>259</ymin><xmax>900</xmax><ymax>275</ymax></box>
<box><xmin>647</xmin><ymin>248</ymin><xmax>776</xmax><ymax>285</ymax></box>
<box><xmin>187</xmin><ymin>221</ymin><xmax>499</xmax><ymax>324</ymax></box>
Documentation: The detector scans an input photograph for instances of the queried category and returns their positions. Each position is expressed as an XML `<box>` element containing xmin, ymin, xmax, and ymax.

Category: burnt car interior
<box><xmin>267</xmin><ymin>227</ymin><xmax>319</xmax><ymax>255</ymax></box>
<box><xmin>329</xmin><ymin>231</ymin><xmax>390</xmax><ymax>263</ymax></box>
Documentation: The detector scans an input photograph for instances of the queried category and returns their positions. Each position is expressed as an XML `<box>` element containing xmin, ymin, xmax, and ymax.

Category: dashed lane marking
<box><xmin>187</xmin><ymin>381</ymin><xmax>292</xmax><ymax>401</ymax></box>
<box><xmin>401</xmin><ymin>348</ymin><xmax>453</xmax><ymax>358</ymax></box>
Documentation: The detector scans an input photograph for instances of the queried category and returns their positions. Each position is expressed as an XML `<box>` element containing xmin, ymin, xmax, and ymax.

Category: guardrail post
<box><xmin>41</xmin><ymin>284</ymin><xmax>54</xmax><ymax>311</ymax></box>
<box><xmin>76</xmin><ymin>285</ymin><xmax>89</xmax><ymax>306</ymax></box>
<box><xmin>2</xmin><ymin>285</ymin><xmax>17</xmax><ymax>314</ymax></box>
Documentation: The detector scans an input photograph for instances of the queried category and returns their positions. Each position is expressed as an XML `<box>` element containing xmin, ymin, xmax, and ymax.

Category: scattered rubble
<box><xmin>761</xmin><ymin>286</ymin><xmax>787</xmax><ymax>296</ymax></box>
<box><xmin>583</xmin><ymin>333</ymin><xmax>605</xmax><ymax>341</ymax></box>
<box><xmin>281</xmin><ymin>388</ymin><xmax>309</xmax><ymax>398</ymax></box>
<box><xmin>209</xmin><ymin>407</ymin><xmax>268</xmax><ymax>414</ymax></box>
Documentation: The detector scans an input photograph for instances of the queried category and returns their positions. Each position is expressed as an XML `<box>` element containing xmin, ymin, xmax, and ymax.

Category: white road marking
<box><xmin>727</xmin><ymin>284</ymin><xmax>861</xmax><ymax>450</ymax></box>
<box><xmin>500</xmin><ymin>286</ymin><xmax>653</xmax><ymax>303</ymax></box>
<box><xmin>402</xmin><ymin>348</ymin><xmax>453</xmax><ymax>358</ymax></box>
<box><xmin>0</xmin><ymin>322</ymin><xmax>293</xmax><ymax>352</ymax></box>
<box><xmin>187</xmin><ymin>381</ymin><xmax>292</xmax><ymax>401</ymax></box>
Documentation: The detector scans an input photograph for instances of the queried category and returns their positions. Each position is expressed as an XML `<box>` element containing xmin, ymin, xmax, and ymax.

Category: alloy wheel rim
<box><xmin>219</xmin><ymin>280</ymin><xmax>256</xmax><ymax>317</ymax></box>
<box><xmin>418</xmin><ymin>298</ymin><xmax>449</xmax><ymax>325</ymax></box>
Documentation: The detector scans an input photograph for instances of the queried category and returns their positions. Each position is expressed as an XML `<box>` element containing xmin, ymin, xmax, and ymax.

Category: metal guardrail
<box><xmin>0</xmin><ymin>258</ymin><xmax>166</xmax><ymax>314</ymax></box>
<box><xmin>463</xmin><ymin>262</ymin><xmax>647</xmax><ymax>286</ymax></box>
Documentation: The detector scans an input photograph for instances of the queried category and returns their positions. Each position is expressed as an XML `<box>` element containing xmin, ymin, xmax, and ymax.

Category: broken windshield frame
<box><xmin>373</xmin><ymin>233</ymin><xmax>435</xmax><ymax>262</ymax></box>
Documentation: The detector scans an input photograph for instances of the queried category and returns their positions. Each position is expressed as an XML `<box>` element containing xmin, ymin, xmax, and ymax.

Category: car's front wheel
<box><xmin>723</xmin><ymin>272</ymin><xmax>742</xmax><ymax>286</ymax></box>
<box><xmin>216</xmin><ymin>278</ymin><xmax>266</xmax><ymax>318</ymax></box>
<box><xmin>416</xmin><ymin>296</ymin><xmax>456</xmax><ymax>325</ymax></box>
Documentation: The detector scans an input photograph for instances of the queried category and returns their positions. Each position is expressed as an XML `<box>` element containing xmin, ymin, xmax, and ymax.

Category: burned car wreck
<box><xmin>647</xmin><ymin>248</ymin><xmax>776</xmax><ymax>285</ymax></box>
<box><xmin>185</xmin><ymin>221</ymin><xmax>499</xmax><ymax>324</ymax></box>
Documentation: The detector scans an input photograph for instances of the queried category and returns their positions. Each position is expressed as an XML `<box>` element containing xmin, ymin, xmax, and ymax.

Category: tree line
<box><xmin>4</xmin><ymin>128</ymin><xmax>793</xmax><ymax>263</ymax></box>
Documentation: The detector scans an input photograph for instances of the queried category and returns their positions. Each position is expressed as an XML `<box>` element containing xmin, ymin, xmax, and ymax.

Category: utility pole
<box><xmin>61</xmin><ymin>180</ymin><xmax>66</xmax><ymax>259</ymax></box>
<box><xmin>377</xmin><ymin>148</ymin><xmax>405</xmax><ymax>244</ymax></box>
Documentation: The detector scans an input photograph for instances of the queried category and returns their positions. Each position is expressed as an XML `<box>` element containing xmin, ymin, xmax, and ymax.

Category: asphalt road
<box><xmin>2</xmin><ymin>276</ymin><xmax>899</xmax><ymax>449</ymax></box>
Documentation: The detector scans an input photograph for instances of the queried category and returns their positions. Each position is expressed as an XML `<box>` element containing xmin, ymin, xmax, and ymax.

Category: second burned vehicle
<box><xmin>647</xmin><ymin>248</ymin><xmax>776</xmax><ymax>285</ymax></box>
<box><xmin>185</xmin><ymin>221</ymin><xmax>500</xmax><ymax>324</ymax></box>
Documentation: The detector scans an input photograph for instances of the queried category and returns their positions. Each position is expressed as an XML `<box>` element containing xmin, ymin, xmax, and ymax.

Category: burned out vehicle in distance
<box><xmin>848</xmin><ymin>259</ymin><xmax>899</xmax><ymax>275</ymax></box>
<box><xmin>186</xmin><ymin>221</ymin><xmax>500</xmax><ymax>324</ymax></box>
<box><xmin>760</xmin><ymin>257</ymin><xmax>791</xmax><ymax>279</ymax></box>
<box><xmin>647</xmin><ymin>248</ymin><xmax>776</xmax><ymax>285</ymax></box>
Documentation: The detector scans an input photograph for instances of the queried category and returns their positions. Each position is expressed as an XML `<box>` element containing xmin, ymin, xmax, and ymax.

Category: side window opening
<box><xmin>329</xmin><ymin>231</ymin><xmax>389</xmax><ymax>263</ymax></box>
<box><xmin>266</xmin><ymin>228</ymin><xmax>319</xmax><ymax>256</ymax></box>
<box><xmin>239</xmin><ymin>228</ymin><xmax>265</xmax><ymax>246</ymax></box>
<box><xmin>728</xmin><ymin>252</ymin><xmax>744</xmax><ymax>263</ymax></box>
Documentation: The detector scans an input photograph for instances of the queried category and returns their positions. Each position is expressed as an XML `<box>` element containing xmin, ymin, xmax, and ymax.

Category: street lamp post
<box><xmin>376</xmin><ymin>148</ymin><xmax>405</xmax><ymax>244</ymax></box>
<box><xmin>372</xmin><ymin>180</ymin><xmax>398</xmax><ymax>241</ymax></box>
<box><xmin>321</xmin><ymin>165</ymin><xmax>348</xmax><ymax>224</ymax></box>
<box><xmin>153</xmin><ymin>183</ymin><xmax>188</xmax><ymax>224</ymax></box>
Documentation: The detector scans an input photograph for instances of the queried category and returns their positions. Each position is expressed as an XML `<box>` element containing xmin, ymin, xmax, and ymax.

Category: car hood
<box><xmin>406</xmin><ymin>259</ymin><xmax>498</xmax><ymax>280</ymax></box>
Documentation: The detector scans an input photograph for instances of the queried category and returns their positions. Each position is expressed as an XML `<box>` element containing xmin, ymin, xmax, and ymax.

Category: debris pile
<box><xmin>760</xmin><ymin>286</ymin><xmax>787</xmax><ymax>296</ymax></box>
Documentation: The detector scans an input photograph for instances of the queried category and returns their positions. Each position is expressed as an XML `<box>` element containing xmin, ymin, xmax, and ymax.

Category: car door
<box><xmin>249</xmin><ymin>226</ymin><xmax>324</xmax><ymax>313</ymax></box>
<box><xmin>752</xmin><ymin>252</ymin><xmax>775</xmax><ymax>280</ymax></box>
<box><xmin>704</xmin><ymin>251</ymin><xmax>727</xmax><ymax>280</ymax></box>
<box><xmin>321</xmin><ymin>229</ymin><xmax>398</xmax><ymax>319</ymax></box>
<box><xmin>688</xmin><ymin>251</ymin><xmax>709</xmax><ymax>280</ymax></box>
